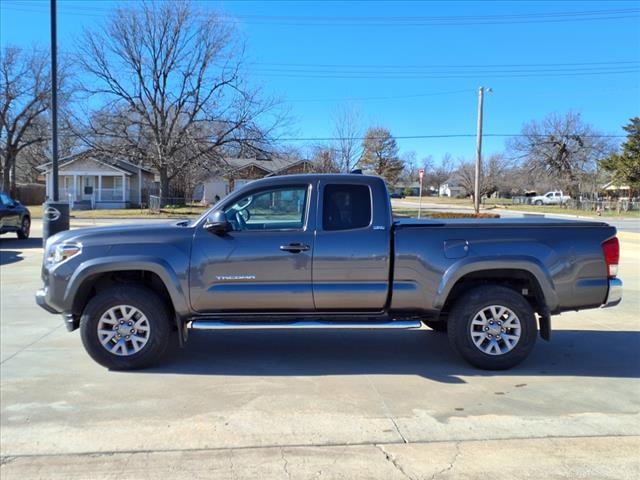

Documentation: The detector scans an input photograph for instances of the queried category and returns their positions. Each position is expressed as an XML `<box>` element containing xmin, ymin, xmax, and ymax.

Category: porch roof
<box><xmin>40</xmin><ymin>156</ymin><xmax>132</xmax><ymax>175</ymax></box>
<box><xmin>37</xmin><ymin>152</ymin><xmax>155</xmax><ymax>175</ymax></box>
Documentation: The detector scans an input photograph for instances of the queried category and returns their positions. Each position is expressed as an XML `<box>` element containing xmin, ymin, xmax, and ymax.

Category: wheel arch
<box><xmin>436</xmin><ymin>261</ymin><xmax>557</xmax><ymax>317</ymax></box>
<box><xmin>66</xmin><ymin>257</ymin><xmax>189</xmax><ymax>334</ymax></box>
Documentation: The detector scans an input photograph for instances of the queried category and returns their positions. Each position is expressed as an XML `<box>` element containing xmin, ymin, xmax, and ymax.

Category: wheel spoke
<box><xmin>98</xmin><ymin>329</ymin><xmax>117</xmax><ymax>345</ymax></box>
<box><xmin>472</xmin><ymin>332</ymin><xmax>487</xmax><ymax>347</ymax></box>
<box><xmin>130</xmin><ymin>335</ymin><xmax>146</xmax><ymax>352</ymax></box>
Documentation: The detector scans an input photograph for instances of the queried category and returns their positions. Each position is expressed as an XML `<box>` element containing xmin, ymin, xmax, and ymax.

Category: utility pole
<box><xmin>51</xmin><ymin>0</ymin><xmax>59</xmax><ymax>201</ymax></box>
<box><xmin>474</xmin><ymin>86</ymin><xmax>491</xmax><ymax>214</ymax></box>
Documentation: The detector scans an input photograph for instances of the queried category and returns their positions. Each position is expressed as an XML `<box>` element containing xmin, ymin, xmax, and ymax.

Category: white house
<box><xmin>195</xmin><ymin>157</ymin><xmax>314</xmax><ymax>205</ymax></box>
<box><xmin>38</xmin><ymin>152</ymin><xmax>157</xmax><ymax>209</ymax></box>
<box><xmin>438</xmin><ymin>180</ymin><xmax>465</xmax><ymax>198</ymax></box>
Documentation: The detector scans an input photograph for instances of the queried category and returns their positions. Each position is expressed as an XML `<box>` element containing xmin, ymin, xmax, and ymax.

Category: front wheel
<box><xmin>447</xmin><ymin>286</ymin><xmax>537</xmax><ymax>370</ymax></box>
<box><xmin>17</xmin><ymin>217</ymin><xmax>30</xmax><ymax>239</ymax></box>
<box><xmin>80</xmin><ymin>286</ymin><xmax>171</xmax><ymax>370</ymax></box>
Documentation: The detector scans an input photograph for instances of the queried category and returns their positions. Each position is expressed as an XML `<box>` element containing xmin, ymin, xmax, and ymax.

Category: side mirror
<box><xmin>204</xmin><ymin>210</ymin><xmax>230</xmax><ymax>235</ymax></box>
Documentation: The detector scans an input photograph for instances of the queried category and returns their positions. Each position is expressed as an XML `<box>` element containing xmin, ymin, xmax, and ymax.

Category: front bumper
<box><xmin>35</xmin><ymin>287</ymin><xmax>60</xmax><ymax>314</ymax></box>
<box><xmin>602</xmin><ymin>278</ymin><xmax>623</xmax><ymax>308</ymax></box>
<box><xmin>36</xmin><ymin>288</ymin><xmax>78</xmax><ymax>331</ymax></box>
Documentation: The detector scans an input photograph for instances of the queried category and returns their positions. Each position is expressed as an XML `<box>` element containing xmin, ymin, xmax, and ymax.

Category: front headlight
<box><xmin>45</xmin><ymin>242</ymin><xmax>82</xmax><ymax>267</ymax></box>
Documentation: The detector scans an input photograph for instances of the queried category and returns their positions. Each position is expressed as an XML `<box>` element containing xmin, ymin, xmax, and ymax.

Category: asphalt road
<box><xmin>1</xmin><ymin>220</ymin><xmax>639</xmax><ymax>479</ymax></box>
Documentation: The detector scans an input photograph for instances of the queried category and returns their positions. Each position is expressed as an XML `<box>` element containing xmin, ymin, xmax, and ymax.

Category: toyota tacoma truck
<box><xmin>36</xmin><ymin>174</ymin><xmax>622</xmax><ymax>370</ymax></box>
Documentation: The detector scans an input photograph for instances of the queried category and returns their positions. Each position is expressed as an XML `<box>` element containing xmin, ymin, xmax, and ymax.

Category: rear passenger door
<box><xmin>312</xmin><ymin>181</ymin><xmax>391</xmax><ymax>311</ymax></box>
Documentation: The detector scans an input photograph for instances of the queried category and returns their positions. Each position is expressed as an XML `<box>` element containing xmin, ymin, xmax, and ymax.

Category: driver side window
<box><xmin>224</xmin><ymin>186</ymin><xmax>308</xmax><ymax>231</ymax></box>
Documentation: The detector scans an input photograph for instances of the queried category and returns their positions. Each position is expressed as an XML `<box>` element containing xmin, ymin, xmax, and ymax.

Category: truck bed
<box><xmin>394</xmin><ymin>218</ymin><xmax>610</xmax><ymax>228</ymax></box>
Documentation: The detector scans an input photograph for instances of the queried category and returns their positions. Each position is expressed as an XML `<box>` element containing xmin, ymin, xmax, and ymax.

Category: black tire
<box><xmin>423</xmin><ymin>320</ymin><xmax>448</xmax><ymax>332</ymax></box>
<box><xmin>447</xmin><ymin>285</ymin><xmax>537</xmax><ymax>370</ymax></box>
<box><xmin>80</xmin><ymin>286</ymin><xmax>171</xmax><ymax>370</ymax></box>
<box><xmin>16</xmin><ymin>216</ymin><xmax>30</xmax><ymax>239</ymax></box>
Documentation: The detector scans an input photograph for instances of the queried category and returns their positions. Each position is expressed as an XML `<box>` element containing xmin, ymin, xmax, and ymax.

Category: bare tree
<box><xmin>508</xmin><ymin>111</ymin><xmax>614</xmax><ymax>197</ymax></box>
<box><xmin>0</xmin><ymin>46</ymin><xmax>51</xmax><ymax>195</ymax></box>
<box><xmin>455</xmin><ymin>153</ymin><xmax>510</xmax><ymax>198</ymax></box>
<box><xmin>427</xmin><ymin>153</ymin><xmax>454</xmax><ymax>196</ymax></box>
<box><xmin>75</xmin><ymin>0</ymin><xmax>282</xmax><ymax>202</ymax></box>
<box><xmin>332</xmin><ymin>103</ymin><xmax>361</xmax><ymax>173</ymax></box>
<box><xmin>309</xmin><ymin>144</ymin><xmax>340</xmax><ymax>173</ymax></box>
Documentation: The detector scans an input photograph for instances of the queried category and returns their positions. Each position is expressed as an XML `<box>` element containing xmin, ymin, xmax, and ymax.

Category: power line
<box><xmin>286</xmin><ymin>85</ymin><xmax>640</xmax><ymax>103</ymax></box>
<box><xmin>2</xmin><ymin>4</ymin><xmax>640</xmax><ymax>26</ymax></box>
<box><xmin>246</xmin><ymin>60</ymin><xmax>640</xmax><ymax>69</ymax></box>
<box><xmin>267</xmin><ymin>133</ymin><xmax>626</xmax><ymax>142</ymax></box>
<box><xmin>249</xmin><ymin>69</ymin><xmax>640</xmax><ymax>80</ymax></box>
<box><xmin>288</xmin><ymin>88</ymin><xmax>476</xmax><ymax>103</ymax></box>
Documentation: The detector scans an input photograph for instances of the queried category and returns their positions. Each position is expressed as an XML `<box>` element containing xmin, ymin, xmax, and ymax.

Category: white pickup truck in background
<box><xmin>530</xmin><ymin>191</ymin><xmax>571</xmax><ymax>205</ymax></box>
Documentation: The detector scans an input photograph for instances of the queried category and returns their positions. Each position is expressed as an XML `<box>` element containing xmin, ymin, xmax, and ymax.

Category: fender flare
<box><xmin>434</xmin><ymin>255</ymin><xmax>559</xmax><ymax>312</ymax></box>
<box><xmin>64</xmin><ymin>256</ymin><xmax>190</xmax><ymax>319</ymax></box>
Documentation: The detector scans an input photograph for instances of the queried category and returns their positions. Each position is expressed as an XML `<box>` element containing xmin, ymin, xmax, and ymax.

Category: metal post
<box><xmin>43</xmin><ymin>0</ymin><xmax>69</xmax><ymax>244</ymax></box>
<box><xmin>50</xmin><ymin>0</ymin><xmax>58</xmax><ymax>201</ymax></box>
<box><xmin>474</xmin><ymin>87</ymin><xmax>485</xmax><ymax>214</ymax></box>
<box><xmin>418</xmin><ymin>179</ymin><xmax>423</xmax><ymax>219</ymax></box>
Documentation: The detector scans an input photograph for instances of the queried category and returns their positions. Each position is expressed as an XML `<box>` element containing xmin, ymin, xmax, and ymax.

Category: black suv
<box><xmin>0</xmin><ymin>192</ymin><xmax>31</xmax><ymax>239</ymax></box>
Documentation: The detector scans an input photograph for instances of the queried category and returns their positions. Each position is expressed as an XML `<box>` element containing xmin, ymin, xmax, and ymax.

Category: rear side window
<box><xmin>323</xmin><ymin>184</ymin><xmax>372</xmax><ymax>231</ymax></box>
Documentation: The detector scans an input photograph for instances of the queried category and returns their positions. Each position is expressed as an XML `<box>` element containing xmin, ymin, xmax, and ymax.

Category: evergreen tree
<box><xmin>599</xmin><ymin>118</ymin><xmax>640</xmax><ymax>195</ymax></box>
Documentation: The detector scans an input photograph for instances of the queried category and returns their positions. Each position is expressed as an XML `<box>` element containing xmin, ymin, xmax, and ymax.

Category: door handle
<box><xmin>280</xmin><ymin>242</ymin><xmax>310</xmax><ymax>253</ymax></box>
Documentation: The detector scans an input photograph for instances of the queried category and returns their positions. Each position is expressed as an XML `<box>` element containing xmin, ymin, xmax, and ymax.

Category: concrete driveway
<box><xmin>1</xmin><ymin>219</ymin><xmax>639</xmax><ymax>479</ymax></box>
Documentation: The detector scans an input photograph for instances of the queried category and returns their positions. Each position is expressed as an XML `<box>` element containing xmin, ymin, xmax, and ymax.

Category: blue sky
<box><xmin>1</xmin><ymin>0</ymin><xmax>639</xmax><ymax>166</ymax></box>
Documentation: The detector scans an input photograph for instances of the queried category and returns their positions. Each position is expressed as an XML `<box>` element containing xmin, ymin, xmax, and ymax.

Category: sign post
<box><xmin>418</xmin><ymin>168</ymin><xmax>424</xmax><ymax>219</ymax></box>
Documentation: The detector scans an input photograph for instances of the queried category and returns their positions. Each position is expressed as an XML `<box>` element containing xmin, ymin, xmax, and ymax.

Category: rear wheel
<box><xmin>80</xmin><ymin>286</ymin><xmax>171</xmax><ymax>370</ymax></box>
<box><xmin>534</xmin><ymin>200</ymin><xmax>543</xmax><ymax>206</ymax></box>
<box><xmin>16</xmin><ymin>217</ymin><xmax>30</xmax><ymax>239</ymax></box>
<box><xmin>447</xmin><ymin>285</ymin><xmax>537</xmax><ymax>370</ymax></box>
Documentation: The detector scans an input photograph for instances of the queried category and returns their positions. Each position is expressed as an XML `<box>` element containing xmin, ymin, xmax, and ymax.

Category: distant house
<box><xmin>38</xmin><ymin>151</ymin><xmax>157</xmax><ymax>209</ymax></box>
<box><xmin>195</xmin><ymin>157</ymin><xmax>314</xmax><ymax>204</ymax></box>
<box><xmin>601</xmin><ymin>181</ymin><xmax>632</xmax><ymax>198</ymax></box>
<box><xmin>439</xmin><ymin>179</ymin><xmax>465</xmax><ymax>198</ymax></box>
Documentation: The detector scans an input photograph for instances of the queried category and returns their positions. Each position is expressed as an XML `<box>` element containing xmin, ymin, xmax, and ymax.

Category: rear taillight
<box><xmin>602</xmin><ymin>237</ymin><xmax>620</xmax><ymax>278</ymax></box>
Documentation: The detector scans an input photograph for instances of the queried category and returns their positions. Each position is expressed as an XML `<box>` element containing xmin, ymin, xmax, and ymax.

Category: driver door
<box><xmin>189</xmin><ymin>184</ymin><xmax>315</xmax><ymax>313</ymax></box>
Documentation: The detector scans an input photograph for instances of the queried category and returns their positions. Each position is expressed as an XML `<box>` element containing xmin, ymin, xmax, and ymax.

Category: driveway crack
<box><xmin>1</xmin><ymin>324</ymin><xmax>63</xmax><ymax>365</ymax></box>
<box><xmin>376</xmin><ymin>444</ymin><xmax>413</xmax><ymax>480</ymax></box>
<box><xmin>430</xmin><ymin>441</ymin><xmax>461</xmax><ymax>480</ymax></box>
<box><xmin>280</xmin><ymin>448</ymin><xmax>292</xmax><ymax>480</ymax></box>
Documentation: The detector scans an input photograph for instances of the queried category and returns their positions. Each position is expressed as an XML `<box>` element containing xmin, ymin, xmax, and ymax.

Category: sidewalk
<box><xmin>3</xmin><ymin>436</ymin><xmax>637</xmax><ymax>479</ymax></box>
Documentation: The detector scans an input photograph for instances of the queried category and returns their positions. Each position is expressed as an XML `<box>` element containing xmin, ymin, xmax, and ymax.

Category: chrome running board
<box><xmin>189</xmin><ymin>320</ymin><xmax>422</xmax><ymax>330</ymax></box>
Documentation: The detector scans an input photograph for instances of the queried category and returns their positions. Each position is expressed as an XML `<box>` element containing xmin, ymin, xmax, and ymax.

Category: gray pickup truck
<box><xmin>36</xmin><ymin>173</ymin><xmax>622</xmax><ymax>370</ymax></box>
